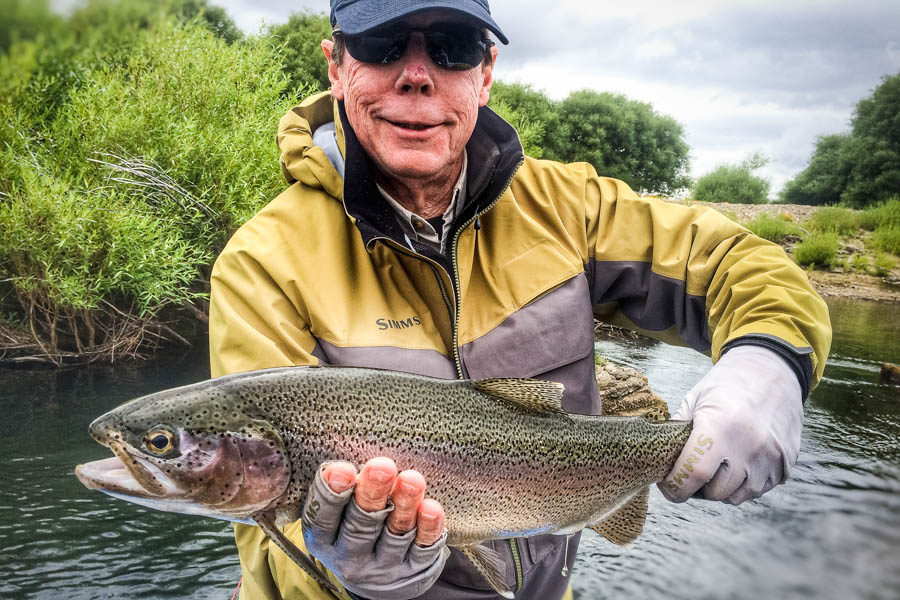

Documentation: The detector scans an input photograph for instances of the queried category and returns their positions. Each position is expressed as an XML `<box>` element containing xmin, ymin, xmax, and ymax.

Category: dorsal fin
<box><xmin>458</xmin><ymin>543</ymin><xmax>514</xmax><ymax>599</ymax></box>
<box><xmin>589</xmin><ymin>487</ymin><xmax>649</xmax><ymax>545</ymax></box>
<box><xmin>471</xmin><ymin>378</ymin><xmax>566</xmax><ymax>416</ymax></box>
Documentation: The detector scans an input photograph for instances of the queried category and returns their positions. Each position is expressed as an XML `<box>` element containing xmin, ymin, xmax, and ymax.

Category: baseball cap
<box><xmin>330</xmin><ymin>0</ymin><xmax>509</xmax><ymax>45</ymax></box>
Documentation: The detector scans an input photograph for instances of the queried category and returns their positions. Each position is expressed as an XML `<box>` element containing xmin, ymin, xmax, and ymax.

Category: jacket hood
<box><xmin>277</xmin><ymin>91</ymin><xmax>345</xmax><ymax>200</ymax></box>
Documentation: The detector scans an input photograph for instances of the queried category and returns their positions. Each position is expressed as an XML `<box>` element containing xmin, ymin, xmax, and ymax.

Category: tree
<box><xmin>268</xmin><ymin>11</ymin><xmax>333</xmax><ymax>93</ymax></box>
<box><xmin>841</xmin><ymin>73</ymin><xmax>900</xmax><ymax>208</ymax></box>
<box><xmin>779</xmin><ymin>134</ymin><xmax>851</xmax><ymax>205</ymax></box>
<box><xmin>547</xmin><ymin>89</ymin><xmax>691</xmax><ymax>194</ymax></box>
<box><xmin>693</xmin><ymin>153</ymin><xmax>771</xmax><ymax>204</ymax></box>
<box><xmin>781</xmin><ymin>73</ymin><xmax>900</xmax><ymax>208</ymax></box>
<box><xmin>488</xmin><ymin>81</ymin><xmax>558</xmax><ymax>158</ymax></box>
<box><xmin>174</xmin><ymin>0</ymin><xmax>243</xmax><ymax>44</ymax></box>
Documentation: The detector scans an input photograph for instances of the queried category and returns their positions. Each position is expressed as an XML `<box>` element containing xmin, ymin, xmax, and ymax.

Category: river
<box><xmin>1</xmin><ymin>298</ymin><xmax>898</xmax><ymax>599</ymax></box>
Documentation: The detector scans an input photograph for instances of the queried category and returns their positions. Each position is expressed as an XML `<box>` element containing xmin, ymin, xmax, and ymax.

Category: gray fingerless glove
<box><xmin>302</xmin><ymin>464</ymin><xmax>450</xmax><ymax>600</ymax></box>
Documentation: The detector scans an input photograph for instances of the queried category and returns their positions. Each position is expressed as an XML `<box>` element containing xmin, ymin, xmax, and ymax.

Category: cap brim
<box><xmin>333</xmin><ymin>0</ymin><xmax>509</xmax><ymax>45</ymax></box>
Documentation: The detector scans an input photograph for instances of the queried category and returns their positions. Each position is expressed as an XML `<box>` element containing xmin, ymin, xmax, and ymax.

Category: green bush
<box><xmin>804</xmin><ymin>206</ymin><xmax>858</xmax><ymax>235</ymax></box>
<box><xmin>849</xmin><ymin>253</ymin><xmax>869</xmax><ymax>273</ymax></box>
<box><xmin>858</xmin><ymin>198</ymin><xmax>900</xmax><ymax>230</ymax></box>
<box><xmin>693</xmin><ymin>153</ymin><xmax>770</xmax><ymax>204</ymax></box>
<box><xmin>0</xmin><ymin>11</ymin><xmax>304</xmax><ymax>359</ymax></box>
<box><xmin>267</xmin><ymin>10</ymin><xmax>332</xmax><ymax>92</ymax></box>
<box><xmin>793</xmin><ymin>233</ymin><xmax>839</xmax><ymax>268</ymax></box>
<box><xmin>872</xmin><ymin>251</ymin><xmax>898</xmax><ymax>275</ymax></box>
<box><xmin>872</xmin><ymin>226</ymin><xmax>900</xmax><ymax>255</ymax></box>
<box><xmin>744</xmin><ymin>213</ymin><xmax>802</xmax><ymax>243</ymax></box>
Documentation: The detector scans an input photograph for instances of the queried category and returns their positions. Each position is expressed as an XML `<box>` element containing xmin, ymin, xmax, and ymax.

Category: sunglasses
<box><xmin>334</xmin><ymin>22</ymin><xmax>493</xmax><ymax>71</ymax></box>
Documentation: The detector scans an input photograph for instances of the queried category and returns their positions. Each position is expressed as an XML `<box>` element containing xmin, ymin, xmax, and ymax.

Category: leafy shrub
<box><xmin>849</xmin><ymin>253</ymin><xmax>869</xmax><ymax>273</ymax></box>
<box><xmin>267</xmin><ymin>10</ymin><xmax>332</xmax><ymax>92</ymax></box>
<box><xmin>872</xmin><ymin>251</ymin><xmax>898</xmax><ymax>275</ymax></box>
<box><xmin>693</xmin><ymin>153</ymin><xmax>770</xmax><ymax>204</ymax></box>
<box><xmin>0</xmin><ymin>12</ymin><xmax>304</xmax><ymax>361</ymax></box>
<box><xmin>858</xmin><ymin>198</ymin><xmax>900</xmax><ymax>231</ymax></box>
<box><xmin>793</xmin><ymin>233</ymin><xmax>839</xmax><ymax>268</ymax></box>
<box><xmin>872</xmin><ymin>226</ymin><xmax>900</xmax><ymax>255</ymax></box>
<box><xmin>744</xmin><ymin>213</ymin><xmax>802</xmax><ymax>243</ymax></box>
<box><xmin>804</xmin><ymin>206</ymin><xmax>858</xmax><ymax>235</ymax></box>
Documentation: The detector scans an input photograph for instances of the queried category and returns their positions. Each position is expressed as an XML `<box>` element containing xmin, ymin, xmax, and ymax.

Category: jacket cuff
<box><xmin>722</xmin><ymin>334</ymin><xmax>813</xmax><ymax>402</ymax></box>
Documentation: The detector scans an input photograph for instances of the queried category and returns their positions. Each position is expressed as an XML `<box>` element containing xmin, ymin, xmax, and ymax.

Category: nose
<box><xmin>394</xmin><ymin>33</ymin><xmax>434</xmax><ymax>95</ymax></box>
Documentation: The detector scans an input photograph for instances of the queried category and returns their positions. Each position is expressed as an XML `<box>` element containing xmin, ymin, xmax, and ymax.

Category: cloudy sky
<box><xmin>216</xmin><ymin>0</ymin><xmax>899</xmax><ymax>196</ymax></box>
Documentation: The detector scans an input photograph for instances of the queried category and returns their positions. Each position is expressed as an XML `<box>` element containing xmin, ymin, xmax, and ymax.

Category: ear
<box><xmin>321</xmin><ymin>39</ymin><xmax>344</xmax><ymax>100</ymax></box>
<box><xmin>477</xmin><ymin>45</ymin><xmax>499</xmax><ymax>107</ymax></box>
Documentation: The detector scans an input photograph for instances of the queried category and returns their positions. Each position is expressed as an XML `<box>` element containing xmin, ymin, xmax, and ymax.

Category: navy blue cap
<box><xmin>330</xmin><ymin>0</ymin><xmax>509</xmax><ymax>45</ymax></box>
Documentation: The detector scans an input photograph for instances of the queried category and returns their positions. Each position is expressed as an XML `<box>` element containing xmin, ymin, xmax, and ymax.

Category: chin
<box><xmin>379</xmin><ymin>153</ymin><xmax>451</xmax><ymax>181</ymax></box>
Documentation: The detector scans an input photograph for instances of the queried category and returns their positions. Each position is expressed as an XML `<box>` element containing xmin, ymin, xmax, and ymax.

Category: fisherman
<box><xmin>208</xmin><ymin>0</ymin><xmax>831</xmax><ymax>598</ymax></box>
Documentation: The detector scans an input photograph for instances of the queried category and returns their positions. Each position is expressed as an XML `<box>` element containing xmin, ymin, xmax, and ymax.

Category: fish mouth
<box><xmin>76</xmin><ymin>443</ymin><xmax>181</xmax><ymax>499</ymax></box>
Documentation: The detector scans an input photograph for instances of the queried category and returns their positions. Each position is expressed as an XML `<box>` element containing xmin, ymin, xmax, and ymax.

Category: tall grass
<box><xmin>857</xmin><ymin>198</ymin><xmax>900</xmax><ymax>230</ymax></box>
<box><xmin>872</xmin><ymin>227</ymin><xmax>900</xmax><ymax>255</ymax></box>
<box><xmin>804</xmin><ymin>206</ymin><xmax>858</xmax><ymax>235</ymax></box>
<box><xmin>793</xmin><ymin>233</ymin><xmax>839</xmax><ymax>268</ymax></box>
<box><xmin>744</xmin><ymin>213</ymin><xmax>803</xmax><ymax>243</ymax></box>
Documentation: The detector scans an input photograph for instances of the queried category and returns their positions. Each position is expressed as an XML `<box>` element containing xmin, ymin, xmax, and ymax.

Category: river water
<box><xmin>0</xmin><ymin>298</ymin><xmax>898</xmax><ymax>599</ymax></box>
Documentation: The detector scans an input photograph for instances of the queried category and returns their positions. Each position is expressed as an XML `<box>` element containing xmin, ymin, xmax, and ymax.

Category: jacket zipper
<box><xmin>508</xmin><ymin>539</ymin><xmax>523</xmax><ymax>593</ymax></box>
<box><xmin>448</xmin><ymin>160</ymin><xmax>524</xmax><ymax>380</ymax></box>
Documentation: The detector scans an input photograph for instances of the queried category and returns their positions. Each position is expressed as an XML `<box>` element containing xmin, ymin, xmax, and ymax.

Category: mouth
<box><xmin>76</xmin><ymin>444</ymin><xmax>181</xmax><ymax>499</ymax></box>
<box><xmin>384</xmin><ymin>118</ymin><xmax>443</xmax><ymax>132</ymax></box>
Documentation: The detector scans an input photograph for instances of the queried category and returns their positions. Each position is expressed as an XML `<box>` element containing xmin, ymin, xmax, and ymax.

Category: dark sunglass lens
<box><xmin>424</xmin><ymin>25</ymin><xmax>486</xmax><ymax>70</ymax></box>
<box><xmin>345</xmin><ymin>31</ymin><xmax>409</xmax><ymax>64</ymax></box>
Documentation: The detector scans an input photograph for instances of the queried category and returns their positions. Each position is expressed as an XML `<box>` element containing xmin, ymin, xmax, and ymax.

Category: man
<box><xmin>209</xmin><ymin>0</ymin><xmax>831</xmax><ymax>598</ymax></box>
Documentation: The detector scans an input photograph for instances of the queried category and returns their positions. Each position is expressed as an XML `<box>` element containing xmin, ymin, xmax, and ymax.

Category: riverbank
<box><xmin>664</xmin><ymin>199</ymin><xmax>900</xmax><ymax>303</ymax></box>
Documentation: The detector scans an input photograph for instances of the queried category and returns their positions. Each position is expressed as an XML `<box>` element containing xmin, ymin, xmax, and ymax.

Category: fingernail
<box><xmin>419</xmin><ymin>512</ymin><xmax>438</xmax><ymax>524</ymax></box>
<box><xmin>326</xmin><ymin>470</ymin><xmax>355</xmax><ymax>492</ymax></box>
<box><xmin>369</xmin><ymin>468</ymin><xmax>393</xmax><ymax>485</ymax></box>
<box><xmin>400</xmin><ymin>482</ymin><xmax>420</xmax><ymax>496</ymax></box>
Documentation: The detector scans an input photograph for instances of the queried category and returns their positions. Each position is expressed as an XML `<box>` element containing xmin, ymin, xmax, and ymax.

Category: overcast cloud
<box><xmin>216</xmin><ymin>0</ymin><xmax>900</xmax><ymax>195</ymax></box>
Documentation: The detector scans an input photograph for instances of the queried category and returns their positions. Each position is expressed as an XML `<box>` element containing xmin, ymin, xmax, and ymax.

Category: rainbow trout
<box><xmin>76</xmin><ymin>365</ymin><xmax>691</xmax><ymax>597</ymax></box>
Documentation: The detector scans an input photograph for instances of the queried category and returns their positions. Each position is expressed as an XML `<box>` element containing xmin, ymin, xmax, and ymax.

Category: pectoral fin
<box><xmin>589</xmin><ymin>487</ymin><xmax>649</xmax><ymax>545</ymax></box>
<box><xmin>253</xmin><ymin>512</ymin><xmax>340</xmax><ymax>595</ymax></box>
<box><xmin>459</xmin><ymin>543</ymin><xmax>515</xmax><ymax>599</ymax></box>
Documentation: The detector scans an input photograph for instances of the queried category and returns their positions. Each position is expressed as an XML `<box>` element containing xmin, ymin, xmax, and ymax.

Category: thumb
<box><xmin>671</xmin><ymin>394</ymin><xmax>694</xmax><ymax>421</ymax></box>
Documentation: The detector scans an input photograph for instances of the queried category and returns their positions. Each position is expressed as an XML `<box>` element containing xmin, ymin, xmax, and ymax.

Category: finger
<box><xmin>699</xmin><ymin>459</ymin><xmax>740</xmax><ymax>501</ymax></box>
<box><xmin>671</xmin><ymin>395</ymin><xmax>693</xmax><ymax>421</ymax></box>
<box><xmin>355</xmin><ymin>457</ymin><xmax>398</xmax><ymax>512</ymax></box>
<box><xmin>414</xmin><ymin>498</ymin><xmax>445</xmax><ymax>547</ymax></box>
<box><xmin>302</xmin><ymin>463</ymin><xmax>357</xmax><ymax>544</ymax></box>
<box><xmin>321</xmin><ymin>461</ymin><xmax>358</xmax><ymax>494</ymax></box>
<box><xmin>727</xmin><ymin>468</ymin><xmax>770</xmax><ymax>505</ymax></box>
<box><xmin>659</xmin><ymin>428</ymin><xmax>722</xmax><ymax>502</ymax></box>
<box><xmin>386</xmin><ymin>470</ymin><xmax>427</xmax><ymax>535</ymax></box>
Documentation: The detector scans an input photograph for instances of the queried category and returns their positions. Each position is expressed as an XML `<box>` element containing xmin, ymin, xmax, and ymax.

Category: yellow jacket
<box><xmin>209</xmin><ymin>91</ymin><xmax>830</xmax><ymax>599</ymax></box>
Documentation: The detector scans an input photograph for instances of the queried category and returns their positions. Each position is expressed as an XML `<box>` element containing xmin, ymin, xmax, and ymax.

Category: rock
<box><xmin>880</xmin><ymin>363</ymin><xmax>900</xmax><ymax>386</ymax></box>
<box><xmin>595</xmin><ymin>360</ymin><xmax>671</xmax><ymax>420</ymax></box>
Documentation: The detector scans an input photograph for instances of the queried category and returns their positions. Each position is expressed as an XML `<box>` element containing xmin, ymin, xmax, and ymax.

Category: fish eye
<box><xmin>145</xmin><ymin>429</ymin><xmax>176</xmax><ymax>454</ymax></box>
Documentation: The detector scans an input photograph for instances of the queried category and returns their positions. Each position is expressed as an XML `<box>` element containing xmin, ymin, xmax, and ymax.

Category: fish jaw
<box><xmin>75</xmin><ymin>456</ymin><xmax>255</xmax><ymax>524</ymax></box>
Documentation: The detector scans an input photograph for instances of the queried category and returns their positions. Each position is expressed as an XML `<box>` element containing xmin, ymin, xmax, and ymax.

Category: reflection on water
<box><xmin>1</xmin><ymin>299</ymin><xmax>898</xmax><ymax>599</ymax></box>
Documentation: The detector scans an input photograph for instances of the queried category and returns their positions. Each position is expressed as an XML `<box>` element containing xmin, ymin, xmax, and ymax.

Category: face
<box><xmin>323</xmin><ymin>11</ymin><xmax>498</xmax><ymax>187</ymax></box>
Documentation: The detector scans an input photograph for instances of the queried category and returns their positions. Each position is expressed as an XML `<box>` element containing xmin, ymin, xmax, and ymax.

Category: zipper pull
<box><xmin>474</xmin><ymin>217</ymin><xmax>481</xmax><ymax>231</ymax></box>
<box><xmin>561</xmin><ymin>534</ymin><xmax>573</xmax><ymax>576</ymax></box>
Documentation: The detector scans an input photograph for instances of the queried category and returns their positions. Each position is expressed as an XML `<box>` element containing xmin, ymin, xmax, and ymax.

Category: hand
<box><xmin>659</xmin><ymin>345</ymin><xmax>804</xmax><ymax>505</ymax></box>
<box><xmin>301</xmin><ymin>457</ymin><xmax>449</xmax><ymax>600</ymax></box>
